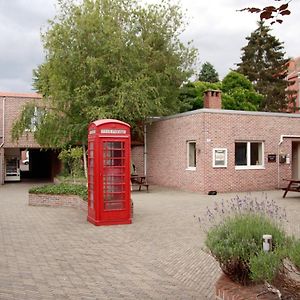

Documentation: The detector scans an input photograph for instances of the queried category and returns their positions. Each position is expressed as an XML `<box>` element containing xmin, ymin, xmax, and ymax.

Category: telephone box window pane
<box><xmin>235</xmin><ymin>143</ymin><xmax>247</xmax><ymax>166</ymax></box>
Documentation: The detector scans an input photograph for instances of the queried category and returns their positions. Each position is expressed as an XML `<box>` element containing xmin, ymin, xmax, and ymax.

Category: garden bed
<box><xmin>216</xmin><ymin>274</ymin><xmax>280</xmax><ymax>300</ymax></box>
<box><xmin>28</xmin><ymin>183</ymin><xmax>88</xmax><ymax>211</ymax></box>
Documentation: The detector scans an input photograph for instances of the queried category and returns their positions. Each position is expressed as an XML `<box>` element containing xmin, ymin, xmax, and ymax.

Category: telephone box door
<box><xmin>101</xmin><ymin>139</ymin><xmax>130</xmax><ymax>221</ymax></box>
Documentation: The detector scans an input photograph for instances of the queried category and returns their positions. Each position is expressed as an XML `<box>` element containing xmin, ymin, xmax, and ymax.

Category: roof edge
<box><xmin>147</xmin><ymin>108</ymin><xmax>300</xmax><ymax>123</ymax></box>
<box><xmin>0</xmin><ymin>91</ymin><xmax>42</xmax><ymax>98</ymax></box>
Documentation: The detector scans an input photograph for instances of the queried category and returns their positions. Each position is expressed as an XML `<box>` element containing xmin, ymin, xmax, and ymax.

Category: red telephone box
<box><xmin>87</xmin><ymin>119</ymin><xmax>132</xmax><ymax>226</ymax></box>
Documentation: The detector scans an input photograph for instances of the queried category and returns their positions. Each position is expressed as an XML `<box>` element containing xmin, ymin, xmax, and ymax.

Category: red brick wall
<box><xmin>146</xmin><ymin>110</ymin><xmax>300</xmax><ymax>193</ymax></box>
<box><xmin>2</xmin><ymin>94</ymin><xmax>42</xmax><ymax>148</ymax></box>
<box><xmin>131</xmin><ymin>145</ymin><xmax>144</xmax><ymax>176</ymax></box>
<box><xmin>28</xmin><ymin>193</ymin><xmax>88</xmax><ymax>211</ymax></box>
<box><xmin>147</xmin><ymin>113</ymin><xmax>205</xmax><ymax>192</ymax></box>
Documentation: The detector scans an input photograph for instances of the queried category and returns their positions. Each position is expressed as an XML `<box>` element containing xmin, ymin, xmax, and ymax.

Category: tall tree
<box><xmin>237</xmin><ymin>21</ymin><xmax>291</xmax><ymax>112</ymax></box>
<box><xmin>198</xmin><ymin>62</ymin><xmax>219</xmax><ymax>83</ymax></box>
<box><xmin>12</xmin><ymin>0</ymin><xmax>196</xmax><ymax>147</ymax></box>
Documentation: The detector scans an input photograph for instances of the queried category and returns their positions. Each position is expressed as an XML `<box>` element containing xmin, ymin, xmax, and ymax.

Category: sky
<box><xmin>0</xmin><ymin>0</ymin><xmax>299</xmax><ymax>93</ymax></box>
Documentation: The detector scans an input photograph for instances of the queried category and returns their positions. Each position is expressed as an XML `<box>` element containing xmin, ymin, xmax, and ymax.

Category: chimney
<box><xmin>203</xmin><ymin>90</ymin><xmax>222</xmax><ymax>109</ymax></box>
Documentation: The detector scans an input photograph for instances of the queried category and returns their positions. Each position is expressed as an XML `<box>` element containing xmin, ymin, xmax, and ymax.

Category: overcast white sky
<box><xmin>0</xmin><ymin>0</ymin><xmax>299</xmax><ymax>93</ymax></box>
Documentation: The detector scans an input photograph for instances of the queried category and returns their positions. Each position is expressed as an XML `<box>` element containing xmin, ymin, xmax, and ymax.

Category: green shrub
<box><xmin>29</xmin><ymin>183</ymin><xmax>88</xmax><ymax>201</ymax></box>
<box><xmin>205</xmin><ymin>213</ymin><xmax>287</xmax><ymax>284</ymax></box>
<box><xmin>249</xmin><ymin>250</ymin><xmax>283</xmax><ymax>283</ymax></box>
<box><xmin>58</xmin><ymin>147</ymin><xmax>84</xmax><ymax>179</ymax></box>
<box><xmin>289</xmin><ymin>239</ymin><xmax>300</xmax><ymax>269</ymax></box>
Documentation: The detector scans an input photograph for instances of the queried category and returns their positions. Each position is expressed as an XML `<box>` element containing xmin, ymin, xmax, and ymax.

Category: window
<box><xmin>213</xmin><ymin>148</ymin><xmax>227</xmax><ymax>168</ymax></box>
<box><xmin>235</xmin><ymin>141</ymin><xmax>264</xmax><ymax>169</ymax></box>
<box><xmin>187</xmin><ymin>141</ymin><xmax>196</xmax><ymax>170</ymax></box>
<box><xmin>25</xmin><ymin>106</ymin><xmax>44</xmax><ymax>132</ymax></box>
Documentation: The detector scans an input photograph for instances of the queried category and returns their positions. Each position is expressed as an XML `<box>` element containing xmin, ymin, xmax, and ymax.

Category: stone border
<box><xmin>215</xmin><ymin>274</ymin><xmax>276</xmax><ymax>300</ymax></box>
<box><xmin>28</xmin><ymin>193</ymin><xmax>87</xmax><ymax>212</ymax></box>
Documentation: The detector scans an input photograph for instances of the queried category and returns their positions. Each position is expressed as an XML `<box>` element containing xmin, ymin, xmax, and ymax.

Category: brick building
<box><xmin>132</xmin><ymin>90</ymin><xmax>300</xmax><ymax>193</ymax></box>
<box><xmin>0</xmin><ymin>92</ymin><xmax>60</xmax><ymax>184</ymax></box>
<box><xmin>287</xmin><ymin>56</ymin><xmax>300</xmax><ymax>113</ymax></box>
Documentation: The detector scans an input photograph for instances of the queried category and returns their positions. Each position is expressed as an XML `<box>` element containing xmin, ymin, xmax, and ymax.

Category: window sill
<box><xmin>186</xmin><ymin>167</ymin><xmax>196</xmax><ymax>171</ymax></box>
<box><xmin>235</xmin><ymin>166</ymin><xmax>265</xmax><ymax>170</ymax></box>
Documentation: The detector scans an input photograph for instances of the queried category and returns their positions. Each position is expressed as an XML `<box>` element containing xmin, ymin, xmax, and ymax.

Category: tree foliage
<box><xmin>178</xmin><ymin>71</ymin><xmax>262</xmax><ymax>112</ymax></box>
<box><xmin>239</xmin><ymin>0</ymin><xmax>292</xmax><ymax>24</ymax></box>
<box><xmin>237</xmin><ymin>21</ymin><xmax>291</xmax><ymax>112</ymax></box>
<box><xmin>12</xmin><ymin>0</ymin><xmax>196</xmax><ymax>147</ymax></box>
<box><xmin>198</xmin><ymin>62</ymin><xmax>219</xmax><ymax>83</ymax></box>
<box><xmin>221</xmin><ymin>71</ymin><xmax>263</xmax><ymax>111</ymax></box>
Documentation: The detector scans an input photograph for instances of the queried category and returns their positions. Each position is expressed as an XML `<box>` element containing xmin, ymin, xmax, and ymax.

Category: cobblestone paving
<box><xmin>0</xmin><ymin>183</ymin><xmax>299</xmax><ymax>300</ymax></box>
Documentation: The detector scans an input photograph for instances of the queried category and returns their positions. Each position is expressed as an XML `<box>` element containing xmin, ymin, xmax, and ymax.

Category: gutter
<box><xmin>277</xmin><ymin>134</ymin><xmax>300</xmax><ymax>188</ymax></box>
<box><xmin>0</xmin><ymin>97</ymin><xmax>5</xmax><ymax>185</ymax></box>
<box><xmin>0</xmin><ymin>97</ymin><xmax>5</xmax><ymax>148</ymax></box>
<box><xmin>143</xmin><ymin>124</ymin><xmax>147</xmax><ymax>177</ymax></box>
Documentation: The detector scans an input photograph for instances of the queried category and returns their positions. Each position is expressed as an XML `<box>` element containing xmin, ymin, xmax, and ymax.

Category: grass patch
<box><xmin>29</xmin><ymin>183</ymin><xmax>88</xmax><ymax>201</ymax></box>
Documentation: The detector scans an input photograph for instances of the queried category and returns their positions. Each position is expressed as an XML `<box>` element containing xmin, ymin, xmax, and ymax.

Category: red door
<box><xmin>100</xmin><ymin>139</ymin><xmax>130</xmax><ymax>222</ymax></box>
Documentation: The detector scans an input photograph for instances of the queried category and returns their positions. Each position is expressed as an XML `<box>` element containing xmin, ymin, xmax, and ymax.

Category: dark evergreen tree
<box><xmin>198</xmin><ymin>62</ymin><xmax>219</xmax><ymax>83</ymax></box>
<box><xmin>237</xmin><ymin>21</ymin><xmax>292</xmax><ymax>112</ymax></box>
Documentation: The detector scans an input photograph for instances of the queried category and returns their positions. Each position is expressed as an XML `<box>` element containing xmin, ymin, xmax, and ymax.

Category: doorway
<box><xmin>292</xmin><ymin>142</ymin><xmax>300</xmax><ymax>179</ymax></box>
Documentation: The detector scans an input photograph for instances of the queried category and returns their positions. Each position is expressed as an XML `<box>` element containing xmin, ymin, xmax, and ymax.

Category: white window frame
<box><xmin>212</xmin><ymin>148</ymin><xmax>227</xmax><ymax>168</ymax></box>
<box><xmin>186</xmin><ymin>140</ymin><xmax>196</xmax><ymax>171</ymax></box>
<box><xmin>235</xmin><ymin>141</ymin><xmax>265</xmax><ymax>170</ymax></box>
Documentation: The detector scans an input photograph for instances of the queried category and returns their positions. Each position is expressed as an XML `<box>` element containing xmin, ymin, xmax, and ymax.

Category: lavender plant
<box><xmin>196</xmin><ymin>194</ymin><xmax>293</xmax><ymax>285</ymax></box>
<box><xmin>197</xmin><ymin>193</ymin><xmax>288</xmax><ymax>233</ymax></box>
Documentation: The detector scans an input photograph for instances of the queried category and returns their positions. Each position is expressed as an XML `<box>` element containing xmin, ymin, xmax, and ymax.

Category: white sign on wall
<box><xmin>213</xmin><ymin>148</ymin><xmax>227</xmax><ymax>168</ymax></box>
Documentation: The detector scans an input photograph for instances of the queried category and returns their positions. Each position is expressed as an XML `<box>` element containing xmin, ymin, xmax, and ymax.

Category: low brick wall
<box><xmin>215</xmin><ymin>274</ymin><xmax>277</xmax><ymax>300</ymax></box>
<box><xmin>28</xmin><ymin>193</ymin><xmax>88</xmax><ymax>212</ymax></box>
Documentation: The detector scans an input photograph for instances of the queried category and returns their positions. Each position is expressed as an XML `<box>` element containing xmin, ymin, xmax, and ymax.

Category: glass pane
<box><xmin>188</xmin><ymin>142</ymin><xmax>196</xmax><ymax>167</ymax></box>
<box><xmin>235</xmin><ymin>143</ymin><xmax>247</xmax><ymax>166</ymax></box>
<box><xmin>250</xmin><ymin>143</ymin><xmax>262</xmax><ymax>165</ymax></box>
<box><xmin>103</xmin><ymin>141</ymin><xmax>125</xmax><ymax>210</ymax></box>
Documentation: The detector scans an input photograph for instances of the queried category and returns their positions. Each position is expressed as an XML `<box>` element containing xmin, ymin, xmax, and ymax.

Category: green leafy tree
<box><xmin>237</xmin><ymin>21</ymin><xmax>291</xmax><ymax>112</ymax></box>
<box><xmin>198</xmin><ymin>62</ymin><xmax>219</xmax><ymax>83</ymax></box>
<box><xmin>178</xmin><ymin>71</ymin><xmax>262</xmax><ymax>112</ymax></box>
<box><xmin>221</xmin><ymin>71</ymin><xmax>263</xmax><ymax>111</ymax></box>
<box><xmin>12</xmin><ymin>0</ymin><xmax>196</xmax><ymax>148</ymax></box>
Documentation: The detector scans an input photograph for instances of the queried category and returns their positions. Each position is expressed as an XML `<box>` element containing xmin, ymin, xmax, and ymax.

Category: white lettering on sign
<box><xmin>89</xmin><ymin>129</ymin><xmax>96</xmax><ymax>135</ymax></box>
<box><xmin>100</xmin><ymin>129</ymin><xmax>126</xmax><ymax>134</ymax></box>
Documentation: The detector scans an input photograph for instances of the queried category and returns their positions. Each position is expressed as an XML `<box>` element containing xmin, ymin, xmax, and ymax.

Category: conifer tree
<box><xmin>237</xmin><ymin>21</ymin><xmax>292</xmax><ymax>111</ymax></box>
<box><xmin>198</xmin><ymin>62</ymin><xmax>219</xmax><ymax>83</ymax></box>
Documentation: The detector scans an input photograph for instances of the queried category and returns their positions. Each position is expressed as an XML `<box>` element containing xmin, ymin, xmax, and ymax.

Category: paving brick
<box><xmin>1</xmin><ymin>183</ymin><xmax>300</xmax><ymax>299</ymax></box>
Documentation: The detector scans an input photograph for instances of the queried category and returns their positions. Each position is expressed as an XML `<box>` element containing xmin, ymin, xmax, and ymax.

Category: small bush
<box><xmin>29</xmin><ymin>183</ymin><xmax>88</xmax><ymax>201</ymax></box>
<box><xmin>205</xmin><ymin>213</ymin><xmax>287</xmax><ymax>284</ymax></box>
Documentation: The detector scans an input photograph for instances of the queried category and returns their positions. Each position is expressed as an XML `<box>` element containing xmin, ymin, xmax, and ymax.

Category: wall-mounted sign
<box><xmin>213</xmin><ymin>148</ymin><xmax>227</xmax><ymax>168</ymax></box>
<box><xmin>268</xmin><ymin>154</ymin><xmax>276</xmax><ymax>163</ymax></box>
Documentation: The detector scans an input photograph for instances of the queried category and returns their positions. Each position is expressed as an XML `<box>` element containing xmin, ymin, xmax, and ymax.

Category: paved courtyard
<box><xmin>0</xmin><ymin>183</ymin><xmax>300</xmax><ymax>300</ymax></box>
